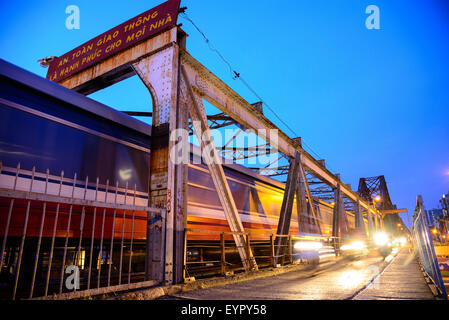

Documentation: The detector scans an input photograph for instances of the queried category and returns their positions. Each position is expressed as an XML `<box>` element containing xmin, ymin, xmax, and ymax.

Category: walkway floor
<box><xmin>162</xmin><ymin>249</ymin><xmax>435</xmax><ymax>300</ymax></box>
<box><xmin>353</xmin><ymin>249</ymin><xmax>435</xmax><ymax>300</ymax></box>
<box><xmin>165</xmin><ymin>255</ymin><xmax>386</xmax><ymax>300</ymax></box>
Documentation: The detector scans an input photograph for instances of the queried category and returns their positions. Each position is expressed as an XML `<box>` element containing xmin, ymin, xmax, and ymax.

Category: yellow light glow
<box><xmin>374</xmin><ymin>232</ymin><xmax>389</xmax><ymax>246</ymax></box>
<box><xmin>340</xmin><ymin>241</ymin><xmax>367</xmax><ymax>251</ymax></box>
<box><xmin>374</xmin><ymin>196</ymin><xmax>381</xmax><ymax>202</ymax></box>
<box><xmin>294</xmin><ymin>241</ymin><xmax>323</xmax><ymax>250</ymax></box>
<box><xmin>396</xmin><ymin>237</ymin><xmax>407</xmax><ymax>246</ymax></box>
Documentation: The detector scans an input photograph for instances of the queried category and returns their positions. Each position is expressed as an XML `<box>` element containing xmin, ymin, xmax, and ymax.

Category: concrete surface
<box><xmin>353</xmin><ymin>249</ymin><xmax>435</xmax><ymax>300</ymax></box>
<box><xmin>161</xmin><ymin>249</ymin><xmax>435</xmax><ymax>300</ymax></box>
<box><xmin>162</xmin><ymin>254</ymin><xmax>387</xmax><ymax>300</ymax></box>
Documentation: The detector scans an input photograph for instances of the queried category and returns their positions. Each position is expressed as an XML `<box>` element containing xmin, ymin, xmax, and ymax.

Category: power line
<box><xmin>180</xmin><ymin>11</ymin><xmax>334</xmax><ymax>172</ymax></box>
<box><xmin>180</xmin><ymin>12</ymin><xmax>235</xmax><ymax>80</ymax></box>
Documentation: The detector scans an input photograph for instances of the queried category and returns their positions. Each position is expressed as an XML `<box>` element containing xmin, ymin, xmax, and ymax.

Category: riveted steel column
<box><xmin>275</xmin><ymin>152</ymin><xmax>300</xmax><ymax>264</ymax></box>
<box><xmin>354</xmin><ymin>199</ymin><xmax>366</xmax><ymax>236</ymax></box>
<box><xmin>173</xmin><ymin>59</ymin><xmax>189</xmax><ymax>284</ymax></box>
<box><xmin>296</xmin><ymin>167</ymin><xmax>307</xmax><ymax>234</ymax></box>
<box><xmin>332</xmin><ymin>182</ymin><xmax>345</xmax><ymax>255</ymax></box>
<box><xmin>133</xmin><ymin>28</ymin><xmax>186</xmax><ymax>284</ymax></box>
<box><xmin>180</xmin><ymin>65</ymin><xmax>257</xmax><ymax>272</ymax></box>
<box><xmin>298</xmin><ymin>157</ymin><xmax>321</xmax><ymax>235</ymax></box>
<box><xmin>367</xmin><ymin>210</ymin><xmax>375</xmax><ymax>239</ymax></box>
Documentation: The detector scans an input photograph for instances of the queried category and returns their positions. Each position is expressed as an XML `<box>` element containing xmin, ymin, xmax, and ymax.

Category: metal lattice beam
<box><xmin>357</xmin><ymin>175</ymin><xmax>394</xmax><ymax>210</ymax></box>
<box><xmin>180</xmin><ymin>65</ymin><xmax>258</xmax><ymax>272</ymax></box>
<box><xmin>219</xmin><ymin>145</ymin><xmax>273</xmax><ymax>161</ymax></box>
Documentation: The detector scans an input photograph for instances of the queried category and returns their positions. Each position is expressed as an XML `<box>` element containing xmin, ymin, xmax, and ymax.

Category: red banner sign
<box><xmin>47</xmin><ymin>0</ymin><xmax>181</xmax><ymax>83</ymax></box>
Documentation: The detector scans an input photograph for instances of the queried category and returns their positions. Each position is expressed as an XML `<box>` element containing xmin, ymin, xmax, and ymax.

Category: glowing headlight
<box><xmin>374</xmin><ymin>232</ymin><xmax>389</xmax><ymax>246</ymax></box>
<box><xmin>340</xmin><ymin>241</ymin><xmax>367</xmax><ymax>251</ymax></box>
<box><xmin>294</xmin><ymin>241</ymin><xmax>323</xmax><ymax>250</ymax></box>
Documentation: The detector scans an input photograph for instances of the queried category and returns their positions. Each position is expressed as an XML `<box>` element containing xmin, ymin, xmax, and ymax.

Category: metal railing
<box><xmin>412</xmin><ymin>195</ymin><xmax>447</xmax><ymax>299</ymax></box>
<box><xmin>184</xmin><ymin>229</ymin><xmax>295</xmax><ymax>279</ymax></box>
<box><xmin>0</xmin><ymin>162</ymin><xmax>164</xmax><ymax>300</ymax></box>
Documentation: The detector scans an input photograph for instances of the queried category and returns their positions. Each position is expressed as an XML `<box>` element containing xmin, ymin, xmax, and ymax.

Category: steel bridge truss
<box><xmin>358</xmin><ymin>175</ymin><xmax>405</xmax><ymax>234</ymax></box>
<box><xmin>55</xmin><ymin>26</ymin><xmax>380</xmax><ymax>287</ymax></box>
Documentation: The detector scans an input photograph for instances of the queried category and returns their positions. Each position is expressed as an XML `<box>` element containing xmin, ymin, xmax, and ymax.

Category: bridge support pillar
<box><xmin>367</xmin><ymin>210</ymin><xmax>375</xmax><ymax>239</ymax></box>
<box><xmin>298</xmin><ymin>158</ymin><xmax>321</xmax><ymax>235</ymax></box>
<box><xmin>296</xmin><ymin>161</ymin><xmax>308</xmax><ymax>234</ymax></box>
<box><xmin>332</xmin><ymin>182</ymin><xmax>348</xmax><ymax>255</ymax></box>
<box><xmin>277</xmin><ymin>152</ymin><xmax>322</xmax><ymax>264</ymax></box>
<box><xmin>133</xmin><ymin>32</ymin><xmax>188</xmax><ymax>284</ymax></box>
<box><xmin>275</xmin><ymin>152</ymin><xmax>300</xmax><ymax>264</ymax></box>
<box><xmin>354</xmin><ymin>199</ymin><xmax>366</xmax><ymax>236</ymax></box>
<box><xmin>179</xmin><ymin>66</ymin><xmax>258</xmax><ymax>272</ymax></box>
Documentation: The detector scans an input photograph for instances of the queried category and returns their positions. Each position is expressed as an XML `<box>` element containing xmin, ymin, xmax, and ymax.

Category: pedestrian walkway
<box><xmin>353</xmin><ymin>249</ymin><xmax>435</xmax><ymax>300</ymax></box>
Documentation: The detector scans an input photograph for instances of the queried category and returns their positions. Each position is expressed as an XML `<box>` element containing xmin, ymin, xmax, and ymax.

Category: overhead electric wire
<box><xmin>180</xmin><ymin>11</ymin><xmax>335</xmax><ymax>173</ymax></box>
<box><xmin>180</xmin><ymin>12</ymin><xmax>235</xmax><ymax>80</ymax></box>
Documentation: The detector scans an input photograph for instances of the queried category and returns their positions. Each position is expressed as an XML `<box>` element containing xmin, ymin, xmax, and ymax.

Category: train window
<box><xmin>0</xmin><ymin>103</ymin><xmax>150</xmax><ymax>193</ymax></box>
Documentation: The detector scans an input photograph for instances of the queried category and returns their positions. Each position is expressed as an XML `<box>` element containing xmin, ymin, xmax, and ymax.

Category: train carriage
<box><xmin>0</xmin><ymin>59</ymin><xmax>365</xmax><ymax>298</ymax></box>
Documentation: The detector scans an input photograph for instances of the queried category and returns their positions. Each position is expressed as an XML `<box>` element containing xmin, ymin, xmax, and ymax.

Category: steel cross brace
<box><xmin>219</xmin><ymin>145</ymin><xmax>273</xmax><ymax>161</ymax></box>
<box><xmin>180</xmin><ymin>66</ymin><xmax>258</xmax><ymax>272</ymax></box>
<box><xmin>275</xmin><ymin>152</ymin><xmax>301</xmax><ymax>264</ymax></box>
<box><xmin>296</xmin><ymin>164</ymin><xmax>308</xmax><ymax>235</ymax></box>
<box><xmin>275</xmin><ymin>152</ymin><xmax>322</xmax><ymax>264</ymax></box>
<box><xmin>298</xmin><ymin>157</ymin><xmax>321</xmax><ymax>234</ymax></box>
<box><xmin>332</xmin><ymin>182</ymin><xmax>350</xmax><ymax>254</ymax></box>
<box><xmin>354</xmin><ymin>199</ymin><xmax>367</xmax><ymax>236</ymax></box>
<box><xmin>367</xmin><ymin>208</ymin><xmax>376</xmax><ymax>239</ymax></box>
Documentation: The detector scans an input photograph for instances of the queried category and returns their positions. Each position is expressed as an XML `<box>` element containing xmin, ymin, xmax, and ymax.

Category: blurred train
<box><xmin>0</xmin><ymin>59</ymin><xmax>364</xmax><ymax>295</ymax></box>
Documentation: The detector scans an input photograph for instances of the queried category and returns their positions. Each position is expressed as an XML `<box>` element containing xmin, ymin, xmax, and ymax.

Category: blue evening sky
<box><xmin>1</xmin><ymin>1</ymin><xmax>448</xmax><ymax>227</ymax></box>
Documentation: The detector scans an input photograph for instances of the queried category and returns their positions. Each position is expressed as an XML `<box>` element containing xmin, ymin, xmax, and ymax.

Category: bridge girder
<box><xmin>54</xmin><ymin>25</ymin><xmax>381</xmax><ymax>285</ymax></box>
